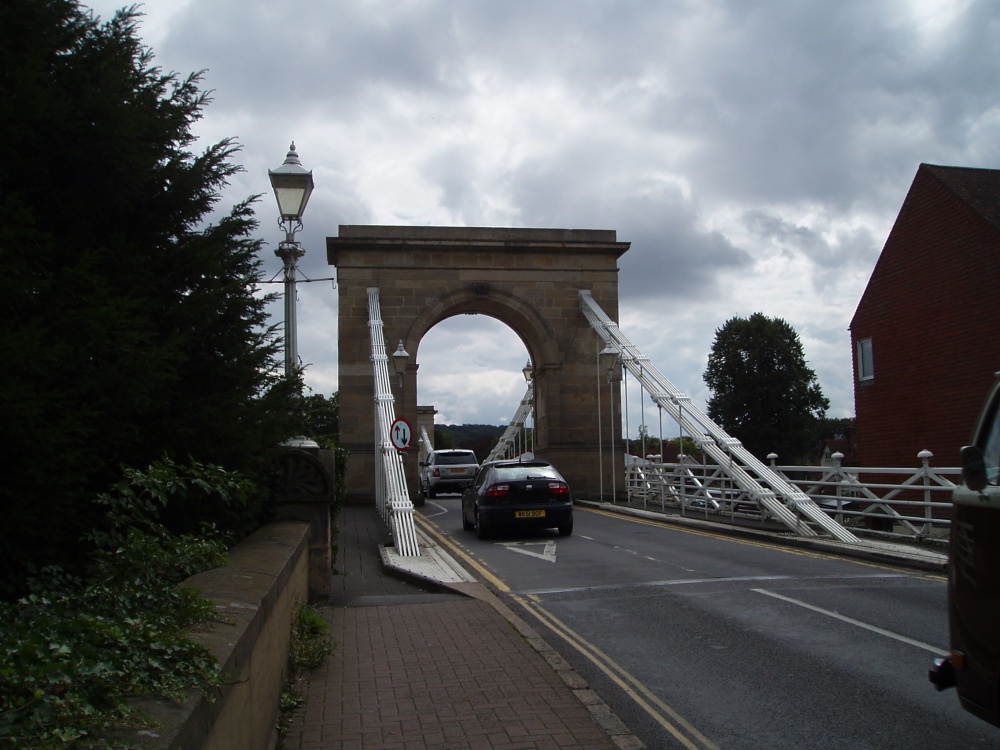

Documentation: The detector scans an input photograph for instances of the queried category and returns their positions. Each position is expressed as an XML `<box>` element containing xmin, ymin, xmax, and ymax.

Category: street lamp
<box><xmin>269</xmin><ymin>143</ymin><xmax>314</xmax><ymax>379</ymax></box>
<box><xmin>599</xmin><ymin>345</ymin><xmax>618</xmax><ymax>382</ymax></box>
<box><xmin>391</xmin><ymin>340</ymin><xmax>410</xmax><ymax>389</ymax></box>
<box><xmin>521</xmin><ymin>360</ymin><xmax>533</xmax><ymax>456</ymax></box>
<box><xmin>599</xmin><ymin>344</ymin><xmax>619</xmax><ymax>503</ymax></box>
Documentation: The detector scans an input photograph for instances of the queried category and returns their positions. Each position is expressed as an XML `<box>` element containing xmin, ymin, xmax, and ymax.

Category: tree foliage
<box><xmin>301</xmin><ymin>392</ymin><xmax>340</xmax><ymax>448</ymax></box>
<box><xmin>0</xmin><ymin>460</ymin><xmax>235</xmax><ymax>746</ymax></box>
<box><xmin>0</xmin><ymin>0</ymin><xmax>301</xmax><ymax>591</ymax></box>
<box><xmin>435</xmin><ymin>424</ymin><xmax>508</xmax><ymax>460</ymax></box>
<box><xmin>703</xmin><ymin>313</ymin><xmax>829</xmax><ymax>462</ymax></box>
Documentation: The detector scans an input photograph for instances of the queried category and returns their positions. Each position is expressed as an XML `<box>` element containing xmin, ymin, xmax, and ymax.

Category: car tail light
<box><xmin>548</xmin><ymin>482</ymin><xmax>569</xmax><ymax>495</ymax></box>
<box><xmin>951</xmin><ymin>651</ymin><xmax>967</xmax><ymax>670</ymax></box>
<box><xmin>486</xmin><ymin>484</ymin><xmax>510</xmax><ymax>497</ymax></box>
<box><xmin>432</xmin><ymin>468</ymin><xmax>440</xmax><ymax>477</ymax></box>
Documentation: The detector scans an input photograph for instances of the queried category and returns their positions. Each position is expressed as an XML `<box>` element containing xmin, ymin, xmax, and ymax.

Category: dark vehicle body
<box><xmin>419</xmin><ymin>449</ymin><xmax>479</xmax><ymax>498</ymax></box>
<box><xmin>461</xmin><ymin>459</ymin><xmax>573</xmax><ymax>539</ymax></box>
<box><xmin>930</xmin><ymin>377</ymin><xmax>1000</xmax><ymax>728</ymax></box>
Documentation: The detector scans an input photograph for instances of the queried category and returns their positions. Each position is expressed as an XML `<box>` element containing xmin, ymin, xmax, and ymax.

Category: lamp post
<box><xmin>522</xmin><ymin>360</ymin><xmax>532</xmax><ymax>456</ymax></box>
<box><xmin>391</xmin><ymin>340</ymin><xmax>410</xmax><ymax>390</ymax></box>
<box><xmin>269</xmin><ymin>143</ymin><xmax>314</xmax><ymax>379</ymax></box>
<box><xmin>391</xmin><ymin>341</ymin><xmax>410</xmax><ymax>466</ymax></box>
<box><xmin>599</xmin><ymin>345</ymin><xmax>619</xmax><ymax>503</ymax></box>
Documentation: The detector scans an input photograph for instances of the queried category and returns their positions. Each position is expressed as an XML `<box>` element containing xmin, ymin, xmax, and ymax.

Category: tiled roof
<box><xmin>923</xmin><ymin>163</ymin><xmax>1000</xmax><ymax>232</ymax></box>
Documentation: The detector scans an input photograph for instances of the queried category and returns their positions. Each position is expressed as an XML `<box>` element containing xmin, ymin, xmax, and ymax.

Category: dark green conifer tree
<box><xmin>0</xmin><ymin>0</ymin><xmax>301</xmax><ymax>589</ymax></box>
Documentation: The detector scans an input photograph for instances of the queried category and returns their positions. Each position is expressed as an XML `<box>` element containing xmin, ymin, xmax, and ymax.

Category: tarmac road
<box><xmin>418</xmin><ymin>498</ymin><xmax>993</xmax><ymax>749</ymax></box>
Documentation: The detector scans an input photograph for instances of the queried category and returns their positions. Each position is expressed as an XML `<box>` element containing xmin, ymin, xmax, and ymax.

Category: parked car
<box><xmin>929</xmin><ymin>376</ymin><xmax>1000</xmax><ymax>728</ymax></box>
<box><xmin>461</xmin><ymin>459</ymin><xmax>573</xmax><ymax>539</ymax></box>
<box><xmin>419</xmin><ymin>449</ymin><xmax>479</xmax><ymax>498</ymax></box>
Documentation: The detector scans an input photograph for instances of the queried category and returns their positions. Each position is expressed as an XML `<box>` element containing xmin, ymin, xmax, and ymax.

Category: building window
<box><xmin>857</xmin><ymin>338</ymin><xmax>873</xmax><ymax>381</ymax></box>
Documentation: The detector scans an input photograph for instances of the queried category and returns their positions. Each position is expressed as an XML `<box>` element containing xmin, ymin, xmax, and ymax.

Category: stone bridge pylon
<box><xmin>327</xmin><ymin>226</ymin><xmax>630</xmax><ymax>504</ymax></box>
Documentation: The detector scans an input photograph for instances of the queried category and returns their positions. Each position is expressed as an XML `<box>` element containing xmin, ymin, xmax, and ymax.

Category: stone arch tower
<box><xmin>327</xmin><ymin>226</ymin><xmax>629</xmax><ymax>504</ymax></box>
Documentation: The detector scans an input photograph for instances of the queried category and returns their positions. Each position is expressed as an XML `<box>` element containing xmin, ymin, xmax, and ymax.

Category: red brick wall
<box><xmin>851</xmin><ymin>166</ymin><xmax>1000</xmax><ymax>469</ymax></box>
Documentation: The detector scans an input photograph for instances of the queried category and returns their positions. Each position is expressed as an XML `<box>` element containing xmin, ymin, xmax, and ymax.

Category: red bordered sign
<box><xmin>390</xmin><ymin>418</ymin><xmax>412</xmax><ymax>451</ymax></box>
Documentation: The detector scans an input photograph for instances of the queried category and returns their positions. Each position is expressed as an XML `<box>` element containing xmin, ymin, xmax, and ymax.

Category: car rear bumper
<box><xmin>429</xmin><ymin>478</ymin><xmax>473</xmax><ymax>492</ymax></box>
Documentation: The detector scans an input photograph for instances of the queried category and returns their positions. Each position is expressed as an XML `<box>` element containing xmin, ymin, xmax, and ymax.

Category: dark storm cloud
<box><xmin>619</xmin><ymin>217</ymin><xmax>750</xmax><ymax>304</ymax></box>
<box><xmin>743</xmin><ymin>210</ymin><xmax>880</xmax><ymax>271</ymax></box>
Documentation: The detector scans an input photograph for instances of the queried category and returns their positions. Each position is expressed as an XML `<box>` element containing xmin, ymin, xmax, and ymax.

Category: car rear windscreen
<box><xmin>438</xmin><ymin>453</ymin><xmax>476</xmax><ymax>465</ymax></box>
<box><xmin>495</xmin><ymin>466</ymin><xmax>559</xmax><ymax>482</ymax></box>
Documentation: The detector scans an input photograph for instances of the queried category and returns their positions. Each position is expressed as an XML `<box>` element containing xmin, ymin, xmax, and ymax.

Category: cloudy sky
<box><xmin>85</xmin><ymin>0</ymin><xmax>1000</xmax><ymax>434</ymax></box>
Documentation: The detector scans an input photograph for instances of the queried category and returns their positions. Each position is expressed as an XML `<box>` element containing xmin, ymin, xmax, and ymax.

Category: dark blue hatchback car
<box><xmin>461</xmin><ymin>459</ymin><xmax>573</xmax><ymax>539</ymax></box>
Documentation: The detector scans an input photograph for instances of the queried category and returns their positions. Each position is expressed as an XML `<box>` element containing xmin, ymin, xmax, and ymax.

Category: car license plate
<box><xmin>515</xmin><ymin>510</ymin><xmax>546</xmax><ymax>519</ymax></box>
<box><xmin>447</xmin><ymin>468</ymin><xmax>466</xmax><ymax>475</ymax></box>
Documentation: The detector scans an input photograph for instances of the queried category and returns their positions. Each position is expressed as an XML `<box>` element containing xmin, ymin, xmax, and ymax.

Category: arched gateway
<box><xmin>327</xmin><ymin>226</ymin><xmax>630</xmax><ymax>505</ymax></box>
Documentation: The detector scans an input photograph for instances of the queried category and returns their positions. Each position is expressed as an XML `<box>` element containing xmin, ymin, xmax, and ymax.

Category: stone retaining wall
<box><xmin>120</xmin><ymin>520</ymin><xmax>311</xmax><ymax>749</ymax></box>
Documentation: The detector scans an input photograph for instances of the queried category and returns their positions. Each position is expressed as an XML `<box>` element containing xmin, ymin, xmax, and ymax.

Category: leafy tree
<box><xmin>0</xmin><ymin>460</ymin><xmax>236</xmax><ymax>745</ymax></box>
<box><xmin>816</xmin><ymin>416</ymin><xmax>856</xmax><ymax>443</ymax></box>
<box><xmin>625</xmin><ymin>436</ymin><xmax>702</xmax><ymax>461</ymax></box>
<box><xmin>0</xmin><ymin>0</ymin><xmax>300</xmax><ymax>591</ymax></box>
<box><xmin>703</xmin><ymin>313</ymin><xmax>829</xmax><ymax>462</ymax></box>
<box><xmin>433</xmin><ymin>428</ymin><xmax>457</xmax><ymax>450</ymax></box>
<box><xmin>302</xmin><ymin>392</ymin><xmax>340</xmax><ymax>448</ymax></box>
<box><xmin>436</xmin><ymin>424</ymin><xmax>508</xmax><ymax>460</ymax></box>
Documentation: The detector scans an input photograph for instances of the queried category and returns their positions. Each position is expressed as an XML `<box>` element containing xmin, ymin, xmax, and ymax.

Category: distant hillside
<box><xmin>433</xmin><ymin>424</ymin><xmax>506</xmax><ymax>461</ymax></box>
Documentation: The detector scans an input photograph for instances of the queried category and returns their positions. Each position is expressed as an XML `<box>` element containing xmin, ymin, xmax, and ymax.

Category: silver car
<box><xmin>419</xmin><ymin>449</ymin><xmax>479</xmax><ymax>498</ymax></box>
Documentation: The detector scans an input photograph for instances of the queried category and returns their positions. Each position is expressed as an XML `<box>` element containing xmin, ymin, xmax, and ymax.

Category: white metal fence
<box><xmin>624</xmin><ymin>450</ymin><xmax>960</xmax><ymax>544</ymax></box>
<box><xmin>367</xmin><ymin>288</ymin><xmax>420</xmax><ymax>556</ymax></box>
<box><xmin>484</xmin><ymin>381</ymin><xmax>534</xmax><ymax>462</ymax></box>
<box><xmin>580</xmin><ymin>290</ymin><xmax>860</xmax><ymax>544</ymax></box>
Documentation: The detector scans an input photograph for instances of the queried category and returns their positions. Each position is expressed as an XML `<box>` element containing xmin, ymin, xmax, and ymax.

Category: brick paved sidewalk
<box><xmin>282</xmin><ymin>596</ymin><xmax>626</xmax><ymax>750</ymax></box>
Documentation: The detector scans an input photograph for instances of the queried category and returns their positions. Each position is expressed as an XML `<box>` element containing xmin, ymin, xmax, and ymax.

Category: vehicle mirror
<box><xmin>961</xmin><ymin>445</ymin><xmax>988</xmax><ymax>492</ymax></box>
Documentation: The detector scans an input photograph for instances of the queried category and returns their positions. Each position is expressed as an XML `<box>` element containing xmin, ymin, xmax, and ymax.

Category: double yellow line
<box><xmin>415</xmin><ymin>513</ymin><xmax>719</xmax><ymax>750</ymax></box>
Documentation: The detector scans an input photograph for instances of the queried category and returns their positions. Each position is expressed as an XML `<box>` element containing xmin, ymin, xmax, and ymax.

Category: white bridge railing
<box><xmin>624</xmin><ymin>450</ymin><xmax>959</xmax><ymax>544</ymax></box>
<box><xmin>367</xmin><ymin>288</ymin><xmax>420</xmax><ymax>556</ymax></box>
<box><xmin>580</xmin><ymin>290</ymin><xmax>861</xmax><ymax>543</ymax></box>
<box><xmin>485</xmin><ymin>381</ymin><xmax>535</xmax><ymax>462</ymax></box>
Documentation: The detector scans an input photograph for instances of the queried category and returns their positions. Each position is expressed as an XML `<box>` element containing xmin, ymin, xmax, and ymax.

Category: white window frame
<box><xmin>857</xmin><ymin>338</ymin><xmax>874</xmax><ymax>381</ymax></box>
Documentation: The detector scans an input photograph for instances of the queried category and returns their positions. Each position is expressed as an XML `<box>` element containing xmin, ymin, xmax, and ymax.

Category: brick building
<box><xmin>850</xmin><ymin>163</ymin><xmax>1000</xmax><ymax>468</ymax></box>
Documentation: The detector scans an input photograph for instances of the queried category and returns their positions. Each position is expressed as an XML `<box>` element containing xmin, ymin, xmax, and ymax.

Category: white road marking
<box><xmin>752</xmin><ymin>588</ymin><xmax>948</xmax><ymax>656</ymax></box>
<box><xmin>523</xmin><ymin>572</ymin><xmax>907</xmax><ymax>596</ymax></box>
<box><xmin>424</xmin><ymin>501</ymin><xmax>449</xmax><ymax>518</ymax></box>
<box><xmin>499</xmin><ymin>540</ymin><xmax>558</xmax><ymax>562</ymax></box>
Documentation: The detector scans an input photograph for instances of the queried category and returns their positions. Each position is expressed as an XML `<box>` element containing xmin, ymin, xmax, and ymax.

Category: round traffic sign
<box><xmin>390</xmin><ymin>418</ymin><xmax>412</xmax><ymax>451</ymax></box>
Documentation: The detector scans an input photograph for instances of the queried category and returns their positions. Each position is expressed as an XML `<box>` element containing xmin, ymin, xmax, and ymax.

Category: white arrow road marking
<box><xmin>499</xmin><ymin>541</ymin><xmax>558</xmax><ymax>562</ymax></box>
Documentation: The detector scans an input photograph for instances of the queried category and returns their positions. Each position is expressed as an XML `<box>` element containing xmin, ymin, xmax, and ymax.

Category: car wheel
<box><xmin>427</xmin><ymin>487</ymin><xmax>436</xmax><ymax>499</ymax></box>
<box><xmin>476</xmin><ymin>507</ymin><xmax>488</xmax><ymax>540</ymax></box>
<box><xmin>462</xmin><ymin>510</ymin><xmax>474</xmax><ymax>531</ymax></box>
<box><xmin>558</xmin><ymin>520</ymin><xmax>573</xmax><ymax>536</ymax></box>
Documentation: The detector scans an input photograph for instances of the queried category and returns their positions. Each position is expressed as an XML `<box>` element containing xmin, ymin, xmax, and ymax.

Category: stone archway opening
<box><xmin>413</xmin><ymin>314</ymin><xmax>532</xmax><ymax>477</ymax></box>
<box><xmin>415</xmin><ymin>314</ymin><xmax>529</xmax><ymax>429</ymax></box>
<box><xmin>328</xmin><ymin>226</ymin><xmax>629</xmax><ymax>505</ymax></box>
